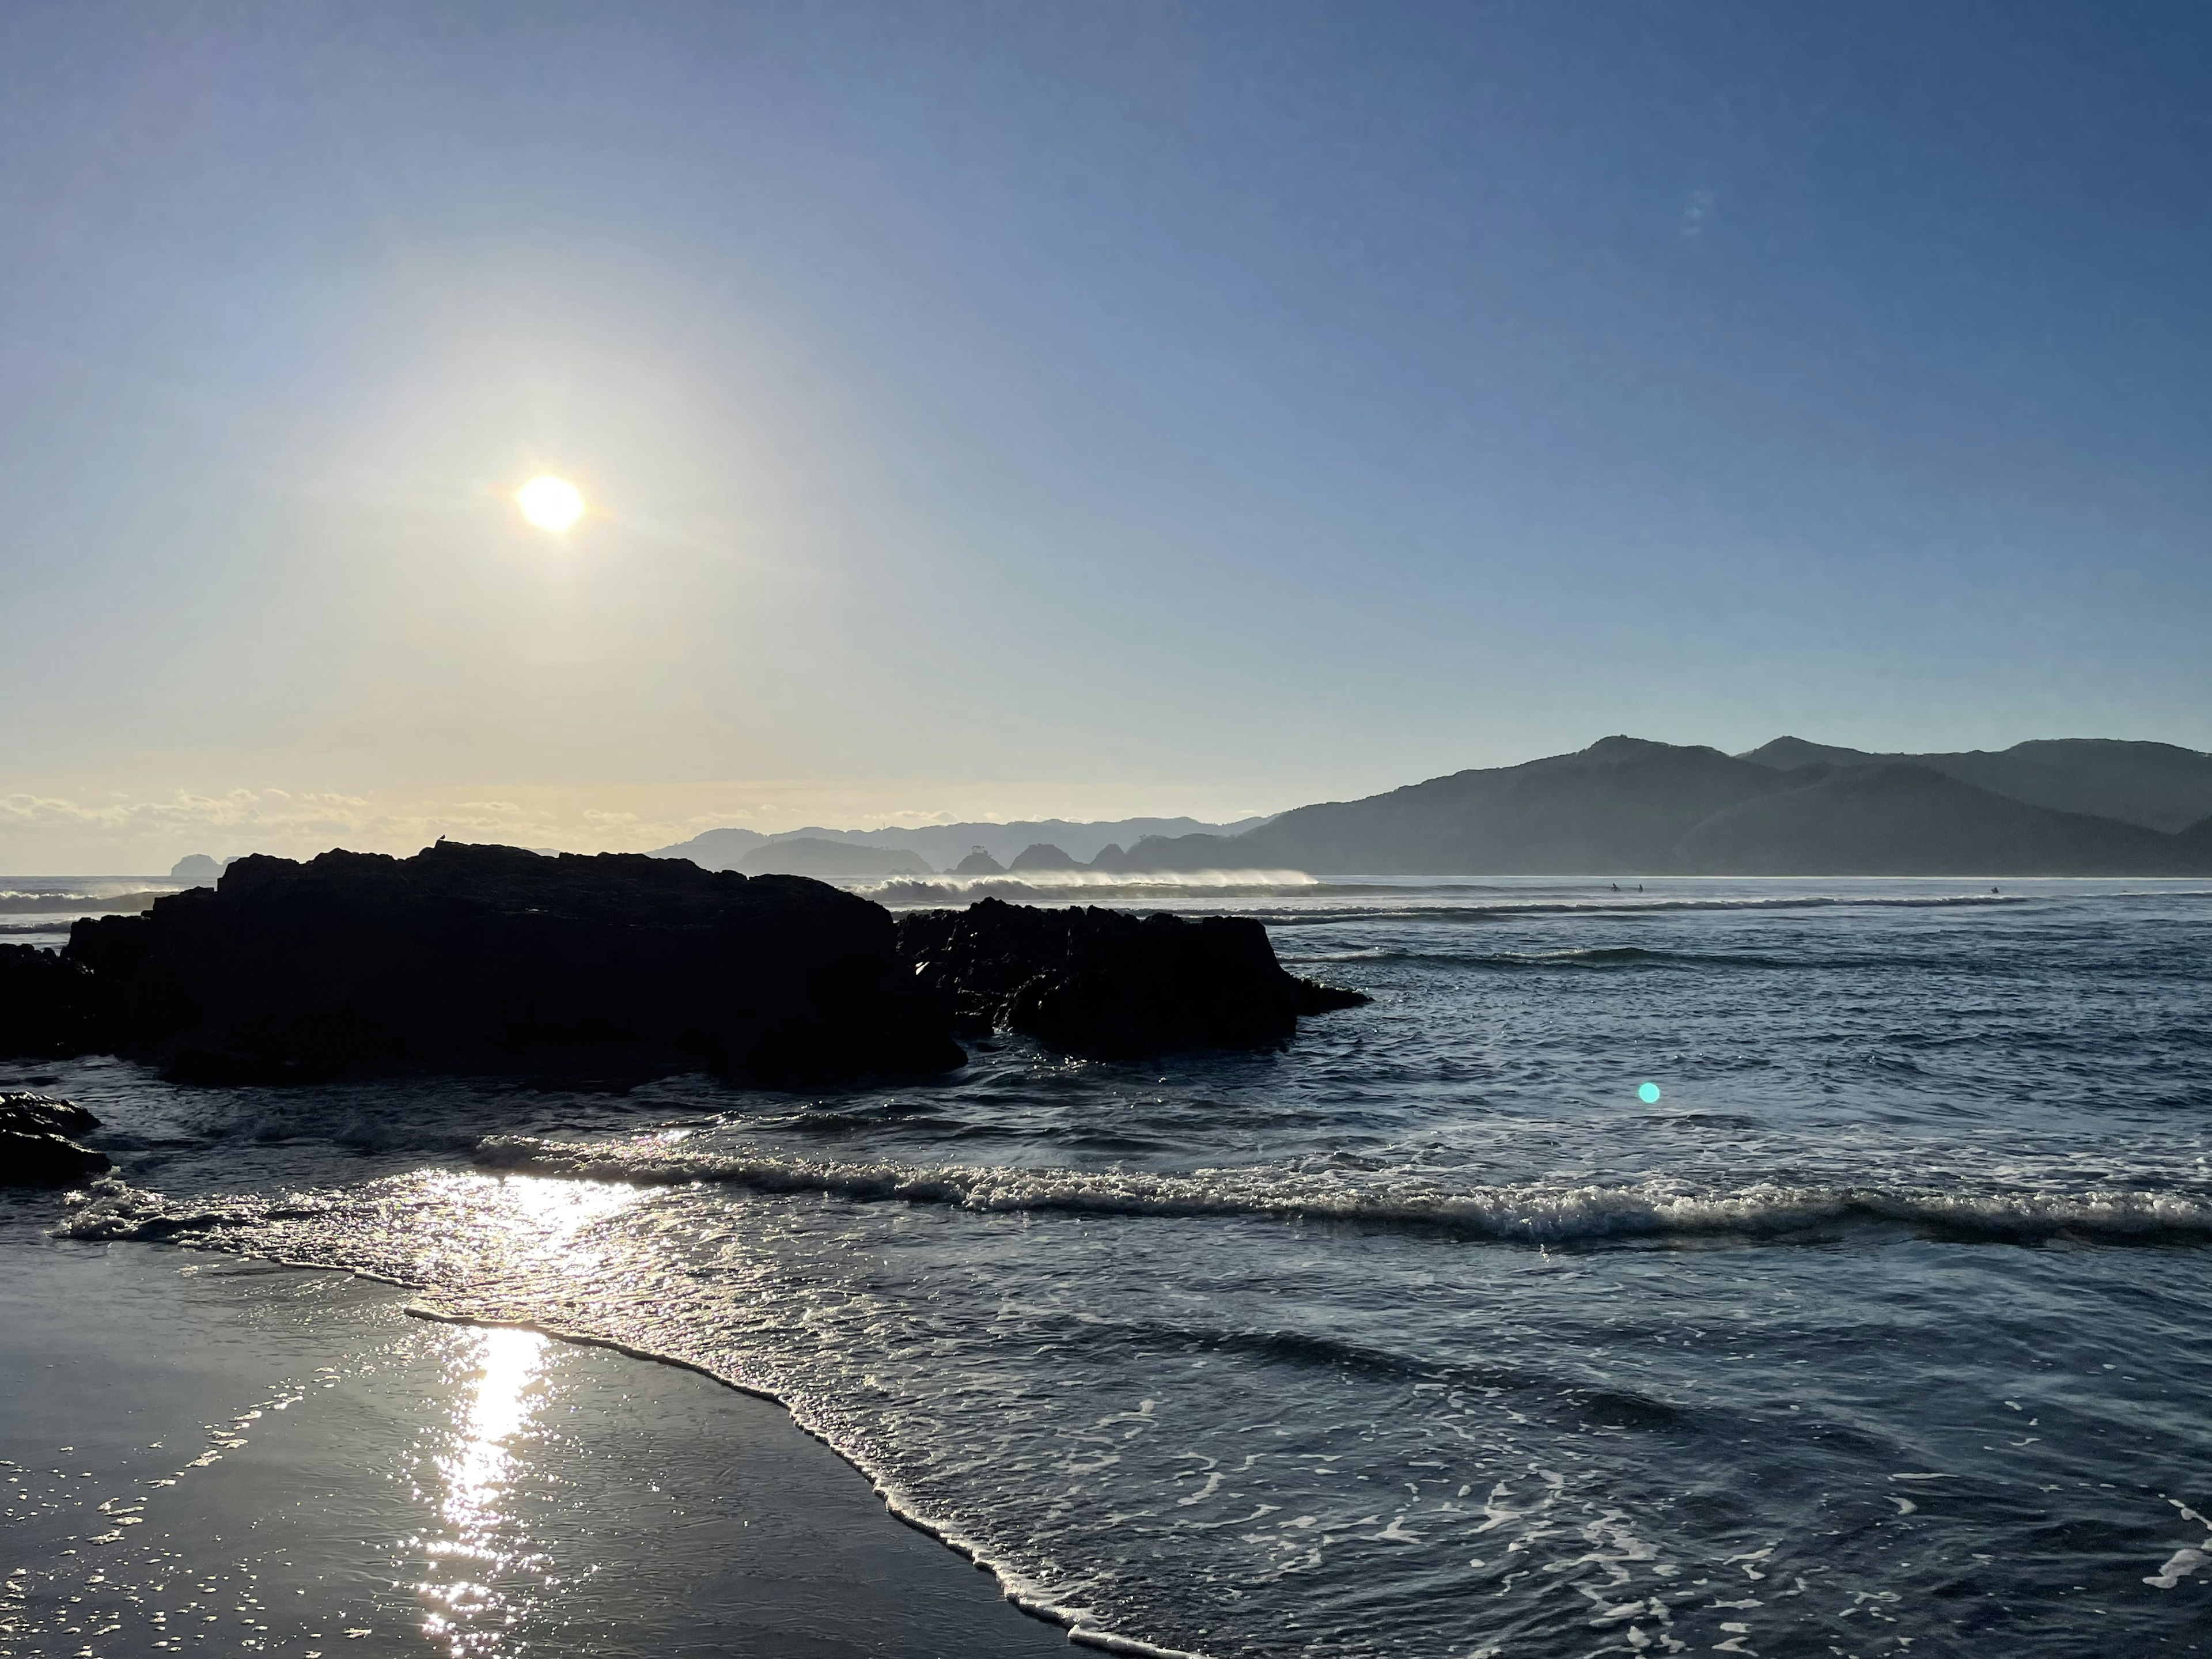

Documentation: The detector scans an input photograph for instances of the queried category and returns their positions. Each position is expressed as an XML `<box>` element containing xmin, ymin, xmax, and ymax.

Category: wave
<box><xmin>402</xmin><ymin>1139</ymin><xmax>2212</xmax><ymax>1247</ymax></box>
<box><xmin>1255</xmin><ymin>893</ymin><xmax>2036</xmax><ymax>927</ymax></box>
<box><xmin>0</xmin><ymin>888</ymin><xmax>179</xmax><ymax>915</ymax></box>
<box><xmin>1471</xmin><ymin>945</ymin><xmax>1790</xmax><ymax>970</ymax></box>
<box><xmin>855</xmin><ymin>870</ymin><xmax>1319</xmax><ymax>906</ymax></box>
<box><xmin>46</xmin><ymin>1180</ymin><xmax>1207</xmax><ymax>1659</ymax></box>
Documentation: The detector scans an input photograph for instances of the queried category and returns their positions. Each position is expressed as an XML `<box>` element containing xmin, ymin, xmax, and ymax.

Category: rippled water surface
<box><xmin>19</xmin><ymin>877</ymin><xmax>2212</xmax><ymax>1657</ymax></box>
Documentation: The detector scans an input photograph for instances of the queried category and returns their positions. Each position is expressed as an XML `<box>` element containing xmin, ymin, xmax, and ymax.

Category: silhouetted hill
<box><xmin>738</xmin><ymin>839</ymin><xmax>932</xmax><ymax>878</ymax></box>
<box><xmin>1679</xmin><ymin>764</ymin><xmax>2196</xmax><ymax>875</ymax></box>
<box><xmin>1740</xmin><ymin>737</ymin><xmax>2212</xmax><ymax>832</ymax></box>
<box><xmin>1104</xmin><ymin>738</ymin><xmax>2212</xmax><ymax>876</ymax></box>
<box><xmin>649</xmin><ymin>826</ymin><xmax>768</xmax><ymax>870</ymax></box>
<box><xmin>1109</xmin><ymin>738</ymin><xmax>1779</xmax><ymax>874</ymax></box>
<box><xmin>653</xmin><ymin>816</ymin><xmax>1267</xmax><ymax>871</ymax></box>
<box><xmin>1009</xmin><ymin>843</ymin><xmax>1081</xmax><ymax>871</ymax></box>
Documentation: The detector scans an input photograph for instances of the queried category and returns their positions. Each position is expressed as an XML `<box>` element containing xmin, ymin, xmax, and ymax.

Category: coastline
<box><xmin>0</xmin><ymin>1218</ymin><xmax>1077</xmax><ymax>1659</ymax></box>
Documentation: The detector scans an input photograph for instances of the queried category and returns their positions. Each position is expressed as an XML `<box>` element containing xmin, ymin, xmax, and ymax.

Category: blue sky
<box><xmin>3</xmin><ymin>1</ymin><xmax>2206</xmax><ymax>868</ymax></box>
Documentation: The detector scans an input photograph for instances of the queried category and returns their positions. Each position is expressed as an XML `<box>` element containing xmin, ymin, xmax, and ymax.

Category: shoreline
<box><xmin>391</xmin><ymin>1304</ymin><xmax>1203</xmax><ymax>1659</ymax></box>
<box><xmin>0</xmin><ymin>1219</ymin><xmax>1089</xmax><ymax>1659</ymax></box>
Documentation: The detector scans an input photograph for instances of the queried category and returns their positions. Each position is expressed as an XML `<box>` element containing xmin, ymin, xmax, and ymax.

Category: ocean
<box><xmin>12</xmin><ymin>875</ymin><xmax>2211</xmax><ymax>1657</ymax></box>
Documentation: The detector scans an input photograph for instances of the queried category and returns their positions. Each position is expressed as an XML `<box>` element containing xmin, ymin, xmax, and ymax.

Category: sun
<box><xmin>515</xmin><ymin>474</ymin><xmax>585</xmax><ymax>533</ymax></box>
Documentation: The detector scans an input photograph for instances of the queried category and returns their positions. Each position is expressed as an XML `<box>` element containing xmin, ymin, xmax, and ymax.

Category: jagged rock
<box><xmin>953</xmin><ymin>846</ymin><xmax>1007</xmax><ymax>876</ymax></box>
<box><xmin>58</xmin><ymin>842</ymin><xmax>965</xmax><ymax>1087</ymax></box>
<box><xmin>1009</xmin><ymin>843</ymin><xmax>1081</xmax><ymax>872</ymax></box>
<box><xmin>0</xmin><ymin>1093</ymin><xmax>100</xmax><ymax>1137</ymax></box>
<box><xmin>0</xmin><ymin>1093</ymin><xmax>108</xmax><ymax>1187</ymax></box>
<box><xmin>896</xmin><ymin>897</ymin><xmax>1368</xmax><ymax>1059</ymax></box>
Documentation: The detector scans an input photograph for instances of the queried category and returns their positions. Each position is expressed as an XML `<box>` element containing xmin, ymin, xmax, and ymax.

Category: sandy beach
<box><xmin>0</xmin><ymin>1215</ymin><xmax>1072</xmax><ymax>1659</ymax></box>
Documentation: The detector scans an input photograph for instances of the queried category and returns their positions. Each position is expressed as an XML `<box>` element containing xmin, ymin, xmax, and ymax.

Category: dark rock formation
<box><xmin>953</xmin><ymin>846</ymin><xmax>1007</xmax><ymax>876</ymax></box>
<box><xmin>0</xmin><ymin>1093</ymin><xmax>109</xmax><ymax>1186</ymax></box>
<box><xmin>47</xmin><ymin>842</ymin><xmax>965</xmax><ymax>1087</ymax></box>
<box><xmin>897</xmin><ymin>897</ymin><xmax>1368</xmax><ymax>1059</ymax></box>
<box><xmin>1008</xmin><ymin>843</ymin><xmax>1080</xmax><ymax>872</ymax></box>
<box><xmin>0</xmin><ymin>944</ymin><xmax>103</xmax><ymax>1057</ymax></box>
<box><xmin>171</xmin><ymin>853</ymin><xmax>225</xmax><ymax>884</ymax></box>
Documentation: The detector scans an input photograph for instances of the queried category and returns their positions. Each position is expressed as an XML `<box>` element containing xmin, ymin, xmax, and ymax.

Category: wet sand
<box><xmin>0</xmin><ymin>1222</ymin><xmax>1073</xmax><ymax>1658</ymax></box>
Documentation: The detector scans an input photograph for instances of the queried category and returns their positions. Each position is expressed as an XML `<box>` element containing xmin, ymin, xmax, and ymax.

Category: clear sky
<box><xmin>4</xmin><ymin>1</ymin><xmax>2207</xmax><ymax>870</ymax></box>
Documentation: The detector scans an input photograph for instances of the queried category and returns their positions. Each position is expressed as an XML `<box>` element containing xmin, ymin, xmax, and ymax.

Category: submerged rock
<box><xmin>0</xmin><ymin>1093</ymin><xmax>109</xmax><ymax>1186</ymax></box>
<box><xmin>896</xmin><ymin>897</ymin><xmax>1368</xmax><ymax>1059</ymax></box>
<box><xmin>53</xmin><ymin>842</ymin><xmax>965</xmax><ymax>1088</ymax></box>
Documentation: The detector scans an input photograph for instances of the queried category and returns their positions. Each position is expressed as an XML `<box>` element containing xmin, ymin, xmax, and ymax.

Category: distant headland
<box><xmin>632</xmin><ymin>737</ymin><xmax>2212</xmax><ymax>879</ymax></box>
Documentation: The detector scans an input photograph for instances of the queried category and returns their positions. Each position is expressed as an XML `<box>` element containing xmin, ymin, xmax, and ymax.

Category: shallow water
<box><xmin>18</xmin><ymin>876</ymin><xmax>2212</xmax><ymax>1657</ymax></box>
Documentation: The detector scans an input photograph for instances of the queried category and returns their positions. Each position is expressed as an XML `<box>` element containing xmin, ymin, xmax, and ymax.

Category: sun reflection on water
<box><xmin>403</xmin><ymin>1176</ymin><xmax>650</xmax><ymax>1657</ymax></box>
<box><xmin>417</xmin><ymin>1324</ymin><xmax>551</xmax><ymax>1656</ymax></box>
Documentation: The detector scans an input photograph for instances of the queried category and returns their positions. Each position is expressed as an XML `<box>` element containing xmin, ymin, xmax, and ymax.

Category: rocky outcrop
<box><xmin>0</xmin><ymin>1093</ymin><xmax>109</xmax><ymax>1187</ymax></box>
<box><xmin>0</xmin><ymin>944</ymin><xmax>103</xmax><ymax>1057</ymax></box>
<box><xmin>50</xmin><ymin>842</ymin><xmax>965</xmax><ymax>1087</ymax></box>
<box><xmin>953</xmin><ymin>847</ymin><xmax>1007</xmax><ymax>876</ymax></box>
<box><xmin>1009</xmin><ymin>843</ymin><xmax>1080</xmax><ymax>872</ymax></box>
<box><xmin>897</xmin><ymin>897</ymin><xmax>1368</xmax><ymax>1059</ymax></box>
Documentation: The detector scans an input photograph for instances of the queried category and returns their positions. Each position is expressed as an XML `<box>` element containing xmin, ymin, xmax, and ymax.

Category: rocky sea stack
<box><xmin>50</xmin><ymin>842</ymin><xmax>966</xmax><ymax>1087</ymax></box>
<box><xmin>899</xmin><ymin>897</ymin><xmax>1368</xmax><ymax>1060</ymax></box>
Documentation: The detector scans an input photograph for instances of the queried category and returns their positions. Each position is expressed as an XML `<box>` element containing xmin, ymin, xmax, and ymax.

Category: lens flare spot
<box><xmin>1637</xmin><ymin>1081</ymin><xmax>1662</xmax><ymax>1104</ymax></box>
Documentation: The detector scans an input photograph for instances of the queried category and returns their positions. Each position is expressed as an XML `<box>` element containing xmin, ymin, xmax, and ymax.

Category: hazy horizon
<box><xmin>7</xmin><ymin>726</ymin><xmax>2210</xmax><ymax>874</ymax></box>
<box><xmin>7</xmin><ymin>3</ymin><xmax>2209</xmax><ymax>871</ymax></box>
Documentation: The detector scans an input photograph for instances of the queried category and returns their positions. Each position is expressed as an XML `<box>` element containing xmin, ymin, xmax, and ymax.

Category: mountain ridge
<box><xmin>1737</xmin><ymin>736</ymin><xmax>2212</xmax><ymax>832</ymax></box>
<box><xmin>647</xmin><ymin>737</ymin><xmax>2212</xmax><ymax>880</ymax></box>
<box><xmin>1101</xmin><ymin>737</ymin><xmax>2212</xmax><ymax>877</ymax></box>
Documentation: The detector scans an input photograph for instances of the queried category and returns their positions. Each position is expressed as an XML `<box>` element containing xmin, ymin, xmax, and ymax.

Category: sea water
<box><xmin>20</xmin><ymin>876</ymin><xmax>2212</xmax><ymax>1657</ymax></box>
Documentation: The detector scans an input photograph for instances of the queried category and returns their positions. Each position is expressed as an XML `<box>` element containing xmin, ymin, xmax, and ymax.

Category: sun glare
<box><xmin>515</xmin><ymin>474</ymin><xmax>584</xmax><ymax>533</ymax></box>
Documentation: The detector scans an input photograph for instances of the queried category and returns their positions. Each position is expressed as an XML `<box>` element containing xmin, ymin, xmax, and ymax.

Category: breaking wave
<box><xmin>388</xmin><ymin>1139</ymin><xmax>2212</xmax><ymax>1246</ymax></box>
<box><xmin>62</xmin><ymin>1143</ymin><xmax>2209</xmax><ymax>1249</ymax></box>
<box><xmin>856</xmin><ymin>869</ymin><xmax>1320</xmax><ymax>906</ymax></box>
<box><xmin>1254</xmin><ymin>892</ymin><xmax>2035</xmax><ymax>927</ymax></box>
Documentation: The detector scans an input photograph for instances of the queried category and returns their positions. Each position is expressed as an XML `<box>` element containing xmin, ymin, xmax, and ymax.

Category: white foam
<box><xmin>855</xmin><ymin>869</ymin><xmax>1319</xmax><ymax>906</ymax></box>
<box><xmin>430</xmin><ymin>1139</ymin><xmax>2212</xmax><ymax>1248</ymax></box>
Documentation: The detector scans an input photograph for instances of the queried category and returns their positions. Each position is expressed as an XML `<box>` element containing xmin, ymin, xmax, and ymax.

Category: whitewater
<box><xmin>21</xmin><ymin>875</ymin><xmax>2212</xmax><ymax>1656</ymax></box>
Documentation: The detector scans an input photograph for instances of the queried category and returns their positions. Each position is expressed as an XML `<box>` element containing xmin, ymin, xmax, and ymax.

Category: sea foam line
<box><xmin>40</xmin><ymin>1179</ymin><xmax>1215</xmax><ymax>1659</ymax></box>
<box><xmin>460</xmin><ymin>1138</ymin><xmax>2212</xmax><ymax>1245</ymax></box>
